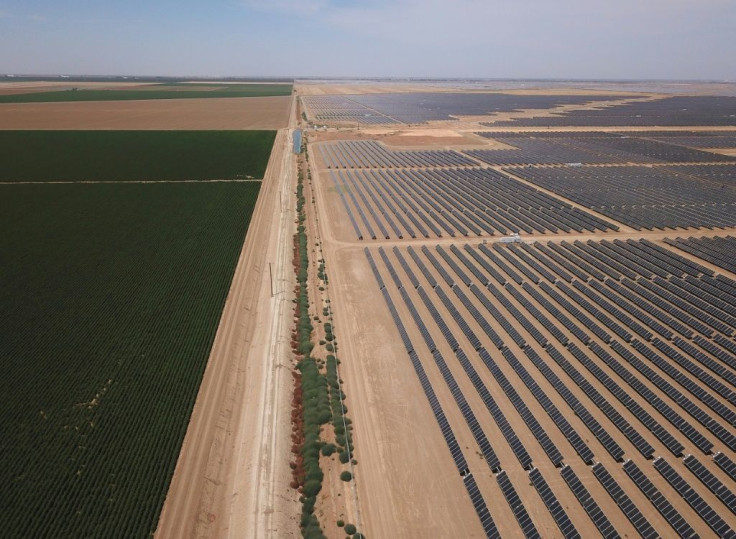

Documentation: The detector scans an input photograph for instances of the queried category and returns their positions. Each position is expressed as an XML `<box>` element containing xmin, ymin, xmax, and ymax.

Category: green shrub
<box><xmin>344</xmin><ymin>524</ymin><xmax>357</xmax><ymax>535</ymax></box>
<box><xmin>340</xmin><ymin>471</ymin><xmax>352</xmax><ymax>482</ymax></box>
<box><xmin>318</xmin><ymin>409</ymin><xmax>332</xmax><ymax>424</ymax></box>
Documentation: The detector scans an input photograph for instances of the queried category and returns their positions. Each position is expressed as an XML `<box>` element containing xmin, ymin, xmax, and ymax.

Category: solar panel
<box><xmin>479</xmin><ymin>347</ymin><xmax>564</xmax><ymax>466</ymax></box>
<box><xmin>622</xmin><ymin>459</ymin><xmax>697</xmax><ymax>538</ymax></box>
<box><xmin>684</xmin><ymin>454</ymin><xmax>736</xmax><ymax>516</ymax></box>
<box><xmin>497</xmin><ymin>470</ymin><xmax>541</xmax><ymax>539</ymax></box>
<box><xmin>714</xmin><ymin>452</ymin><xmax>736</xmax><ymax>483</ymax></box>
<box><xmin>529</xmin><ymin>468</ymin><xmax>580</xmax><ymax>539</ymax></box>
<box><xmin>502</xmin><ymin>347</ymin><xmax>594</xmax><ymax>464</ymax></box>
<box><xmin>592</xmin><ymin>462</ymin><xmax>658</xmax><ymax>539</ymax></box>
<box><xmin>654</xmin><ymin>457</ymin><xmax>735</xmax><ymax>537</ymax></box>
<box><xmin>560</xmin><ymin>465</ymin><xmax>620</xmax><ymax>538</ymax></box>
<box><xmin>463</xmin><ymin>474</ymin><xmax>501</xmax><ymax>539</ymax></box>
<box><xmin>523</xmin><ymin>346</ymin><xmax>625</xmax><ymax>461</ymax></box>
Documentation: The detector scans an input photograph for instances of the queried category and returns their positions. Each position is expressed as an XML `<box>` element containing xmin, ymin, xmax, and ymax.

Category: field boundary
<box><xmin>155</xmin><ymin>122</ymin><xmax>299</xmax><ymax>537</ymax></box>
<box><xmin>0</xmin><ymin>179</ymin><xmax>263</xmax><ymax>185</ymax></box>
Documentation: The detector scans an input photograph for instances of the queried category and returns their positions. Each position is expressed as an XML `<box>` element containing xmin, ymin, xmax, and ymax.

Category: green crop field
<box><xmin>0</xmin><ymin>181</ymin><xmax>262</xmax><ymax>537</ymax></box>
<box><xmin>0</xmin><ymin>130</ymin><xmax>276</xmax><ymax>182</ymax></box>
<box><xmin>0</xmin><ymin>83</ymin><xmax>293</xmax><ymax>103</ymax></box>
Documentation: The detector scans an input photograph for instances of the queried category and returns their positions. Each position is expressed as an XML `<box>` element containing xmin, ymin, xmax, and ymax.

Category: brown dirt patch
<box><xmin>0</xmin><ymin>81</ymin><xmax>161</xmax><ymax>94</ymax></box>
<box><xmin>704</xmin><ymin>148</ymin><xmax>736</xmax><ymax>156</ymax></box>
<box><xmin>380</xmin><ymin>129</ymin><xmax>486</xmax><ymax>148</ymax></box>
<box><xmin>0</xmin><ymin>96</ymin><xmax>291</xmax><ymax>130</ymax></box>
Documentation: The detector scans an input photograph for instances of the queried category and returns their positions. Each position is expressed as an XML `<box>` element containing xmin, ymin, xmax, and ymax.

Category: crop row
<box><xmin>0</xmin><ymin>182</ymin><xmax>261</xmax><ymax>537</ymax></box>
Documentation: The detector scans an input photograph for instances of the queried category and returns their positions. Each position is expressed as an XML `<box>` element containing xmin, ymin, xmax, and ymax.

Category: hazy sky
<box><xmin>1</xmin><ymin>0</ymin><xmax>734</xmax><ymax>79</ymax></box>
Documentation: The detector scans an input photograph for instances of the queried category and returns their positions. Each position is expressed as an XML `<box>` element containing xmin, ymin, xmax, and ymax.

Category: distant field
<box><xmin>0</xmin><ymin>98</ymin><xmax>291</xmax><ymax>130</ymax></box>
<box><xmin>0</xmin><ymin>130</ymin><xmax>276</xmax><ymax>181</ymax></box>
<box><xmin>0</xmin><ymin>83</ymin><xmax>293</xmax><ymax>103</ymax></box>
<box><xmin>0</xmin><ymin>181</ymin><xmax>262</xmax><ymax>537</ymax></box>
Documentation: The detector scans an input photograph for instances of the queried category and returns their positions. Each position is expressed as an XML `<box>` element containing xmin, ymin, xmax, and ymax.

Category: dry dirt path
<box><xmin>155</xmin><ymin>98</ymin><xmax>298</xmax><ymax>538</ymax></box>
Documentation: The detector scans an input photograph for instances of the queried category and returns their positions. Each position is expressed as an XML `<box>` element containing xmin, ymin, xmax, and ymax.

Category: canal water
<box><xmin>293</xmin><ymin>129</ymin><xmax>302</xmax><ymax>154</ymax></box>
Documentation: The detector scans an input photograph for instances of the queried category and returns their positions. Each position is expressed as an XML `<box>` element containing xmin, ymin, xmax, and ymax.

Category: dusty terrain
<box><xmin>295</xmin><ymin>82</ymin><xmax>644</xmax><ymax>97</ymax></box>
<box><xmin>0</xmin><ymin>96</ymin><xmax>291</xmax><ymax>130</ymax></box>
<box><xmin>0</xmin><ymin>81</ymin><xmax>162</xmax><ymax>94</ymax></box>
<box><xmin>156</xmin><ymin>99</ymin><xmax>299</xmax><ymax>538</ymax></box>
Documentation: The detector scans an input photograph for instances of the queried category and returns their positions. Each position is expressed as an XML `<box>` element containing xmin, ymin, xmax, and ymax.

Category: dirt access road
<box><xmin>155</xmin><ymin>98</ymin><xmax>299</xmax><ymax>538</ymax></box>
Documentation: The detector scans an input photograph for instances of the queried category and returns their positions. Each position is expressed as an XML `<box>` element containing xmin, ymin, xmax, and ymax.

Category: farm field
<box><xmin>0</xmin><ymin>130</ymin><xmax>276</xmax><ymax>181</ymax></box>
<box><xmin>300</xmin><ymin>82</ymin><xmax>736</xmax><ymax>537</ymax></box>
<box><xmin>0</xmin><ymin>82</ymin><xmax>293</xmax><ymax>103</ymax></box>
<box><xmin>0</xmin><ymin>96</ymin><xmax>292</xmax><ymax>130</ymax></box>
<box><xmin>0</xmin><ymin>181</ymin><xmax>262</xmax><ymax>538</ymax></box>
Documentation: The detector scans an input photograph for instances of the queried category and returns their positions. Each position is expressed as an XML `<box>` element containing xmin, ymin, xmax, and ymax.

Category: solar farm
<box><xmin>302</xmin><ymin>86</ymin><xmax>736</xmax><ymax>537</ymax></box>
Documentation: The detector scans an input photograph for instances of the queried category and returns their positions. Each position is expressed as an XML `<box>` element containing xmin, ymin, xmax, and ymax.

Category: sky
<box><xmin>0</xmin><ymin>0</ymin><xmax>734</xmax><ymax>79</ymax></box>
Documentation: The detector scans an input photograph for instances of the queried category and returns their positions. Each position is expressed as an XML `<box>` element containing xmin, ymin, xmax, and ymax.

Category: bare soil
<box><xmin>0</xmin><ymin>96</ymin><xmax>291</xmax><ymax>130</ymax></box>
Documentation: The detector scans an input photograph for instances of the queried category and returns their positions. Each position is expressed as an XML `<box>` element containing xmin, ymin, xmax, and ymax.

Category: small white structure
<box><xmin>499</xmin><ymin>233</ymin><xmax>522</xmax><ymax>244</ymax></box>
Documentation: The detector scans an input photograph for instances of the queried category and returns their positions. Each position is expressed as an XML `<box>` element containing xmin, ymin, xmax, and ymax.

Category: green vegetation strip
<box><xmin>291</xmin><ymin>148</ymin><xmax>361</xmax><ymax>538</ymax></box>
<box><xmin>0</xmin><ymin>182</ymin><xmax>261</xmax><ymax>537</ymax></box>
<box><xmin>0</xmin><ymin>84</ymin><xmax>292</xmax><ymax>103</ymax></box>
<box><xmin>0</xmin><ymin>131</ymin><xmax>276</xmax><ymax>182</ymax></box>
<box><xmin>292</xmin><ymin>171</ymin><xmax>328</xmax><ymax>538</ymax></box>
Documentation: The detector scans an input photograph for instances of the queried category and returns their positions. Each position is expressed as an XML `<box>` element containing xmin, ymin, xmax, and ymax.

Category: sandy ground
<box><xmin>155</xmin><ymin>98</ymin><xmax>299</xmax><ymax>538</ymax></box>
<box><xmin>296</xmin><ymin>83</ymin><xmax>453</xmax><ymax>95</ymax></box>
<box><xmin>0</xmin><ymin>81</ymin><xmax>162</xmax><ymax>93</ymax></box>
<box><xmin>296</xmin><ymin>82</ymin><xmax>644</xmax><ymax>97</ymax></box>
<box><xmin>297</xmin><ymin>80</ymin><xmax>736</xmax><ymax>97</ymax></box>
<box><xmin>0</xmin><ymin>96</ymin><xmax>291</xmax><ymax>130</ymax></box>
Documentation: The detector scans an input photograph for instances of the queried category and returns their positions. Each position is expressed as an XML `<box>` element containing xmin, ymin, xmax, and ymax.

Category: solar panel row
<box><xmin>364</xmin><ymin>235</ymin><xmax>736</xmax><ymax>537</ymax></box>
<box><xmin>529</xmin><ymin>468</ymin><xmax>580</xmax><ymax>539</ymax></box>
<box><xmin>683</xmin><ymin>454</ymin><xmax>736</xmax><ymax>516</ymax></box>
<box><xmin>486</xmin><ymin>96</ymin><xmax>736</xmax><ymax>127</ymax></box>
<box><xmin>331</xmin><ymin>167</ymin><xmax>615</xmax><ymax>240</ymax></box>
<box><xmin>320</xmin><ymin>140</ymin><xmax>477</xmax><ymax>169</ymax></box>
<box><xmin>560</xmin><ymin>465</ymin><xmax>619</xmax><ymax>538</ymax></box>
<box><xmin>622</xmin><ymin>459</ymin><xmax>697</xmax><ymax>538</ymax></box>
<box><xmin>654</xmin><ymin>457</ymin><xmax>736</xmax><ymax>538</ymax></box>
<box><xmin>510</xmin><ymin>165</ymin><xmax>736</xmax><ymax>230</ymax></box>
<box><xmin>497</xmin><ymin>470</ymin><xmax>540</xmax><ymax>539</ymax></box>
<box><xmin>475</xmin><ymin>131</ymin><xmax>736</xmax><ymax>163</ymax></box>
<box><xmin>366</xmin><ymin>252</ymin><xmax>500</xmax><ymax>537</ymax></box>
<box><xmin>665</xmin><ymin>235</ymin><xmax>736</xmax><ymax>274</ymax></box>
<box><xmin>592</xmin><ymin>462</ymin><xmax>657</xmax><ymax>539</ymax></box>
